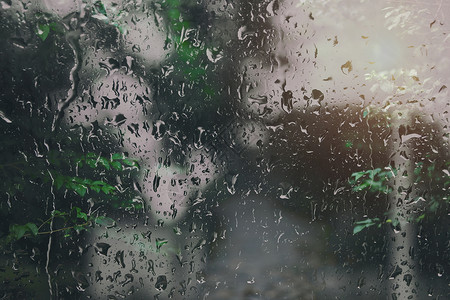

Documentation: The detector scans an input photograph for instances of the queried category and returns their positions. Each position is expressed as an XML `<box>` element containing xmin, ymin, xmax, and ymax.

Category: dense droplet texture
<box><xmin>0</xmin><ymin>0</ymin><xmax>448</xmax><ymax>299</ymax></box>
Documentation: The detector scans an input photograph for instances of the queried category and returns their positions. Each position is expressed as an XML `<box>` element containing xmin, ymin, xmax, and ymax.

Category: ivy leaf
<box><xmin>26</xmin><ymin>223</ymin><xmax>39</xmax><ymax>236</ymax></box>
<box><xmin>9</xmin><ymin>224</ymin><xmax>27</xmax><ymax>240</ymax></box>
<box><xmin>36</xmin><ymin>24</ymin><xmax>50</xmax><ymax>41</ymax></box>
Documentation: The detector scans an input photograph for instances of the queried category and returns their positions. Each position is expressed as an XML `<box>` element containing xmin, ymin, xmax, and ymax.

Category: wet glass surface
<box><xmin>0</xmin><ymin>0</ymin><xmax>449</xmax><ymax>299</ymax></box>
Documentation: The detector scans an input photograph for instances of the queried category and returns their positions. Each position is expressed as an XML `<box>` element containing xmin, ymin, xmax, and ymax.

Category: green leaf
<box><xmin>101</xmin><ymin>185</ymin><xmax>111</xmax><ymax>194</ymax></box>
<box><xmin>98</xmin><ymin>157</ymin><xmax>110</xmax><ymax>170</ymax></box>
<box><xmin>112</xmin><ymin>153</ymin><xmax>123</xmax><ymax>160</ymax></box>
<box><xmin>64</xmin><ymin>229</ymin><xmax>72</xmax><ymax>238</ymax></box>
<box><xmin>93</xmin><ymin>180</ymin><xmax>106</xmax><ymax>185</ymax></box>
<box><xmin>52</xmin><ymin>210</ymin><xmax>67</xmax><ymax>217</ymax></box>
<box><xmin>351</xmin><ymin>171</ymin><xmax>365</xmax><ymax>182</ymax></box>
<box><xmin>416</xmin><ymin>214</ymin><xmax>425</xmax><ymax>222</ymax></box>
<box><xmin>363</xmin><ymin>110</ymin><xmax>369</xmax><ymax>118</ymax></box>
<box><xmin>36</xmin><ymin>24</ymin><xmax>50</xmax><ymax>41</ymax></box>
<box><xmin>110</xmin><ymin>161</ymin><xmax>122</xmax><ymax>171</ymax></box>
<box><xmin>167</xmin><ymin>8</ymin><xmax>181</xmax><ymax>21</ymax></box>
<box><xmin>95</xmin><ymin>216</ymin><xmax>115</xmax><ymax>227</ymax></box>
<box><xmin>73</xmin><ymin>184</ymin><xmax>87</xmax><ymax>197</ymax></box>
<box><xmin>87</xmin><ymin>152</ymin><xmax>97</xmax><ymax>158</ymax></box>
<box><xmin>26</xmin><ymin>223</ymin><xmax>39</xmax><ymax>236</ymax></box>
<box><xmin>10</xmin><ymin>224</ymin><xmax>27</xmax><ymax>240</ymax></box>
<box><xmin>74</xmin><ymin>207</ymin><xmax>88</xmax><ymax>221</ymax></box>
<box><xmin>391</xmin><ymin>218</ymin><xmax>400</xmax><ymax>227</ymax></box>
<box><xmin>353</xmin><ymin>225</ymin><xmax>366</xmax><ymax>235</ymax></box>
<box><xmin>122</xmin><ymin>158</ymin><xmax>135</xmax><ymax>167</ymax></box>
<box><xmin>355</xmin><ymin>218</ymin><xmax>378</xmax><ymax>225</ymax></box>
<box><xmin>156</xmin><ymin>239</ymin><xmax>168</xmax><ymax>248</ymax></box>
<box><xmin>101</xmin><ymin>185</ymin><xmax>115</xmax><ymax>194</ymax></box>
<box><xmin>94</xmin><ymin>0</ymin><xmax>108</xmax><ymax>16</ymax></box>
<box><xmin>86</xmin><ymin>158</ymin><xmax>97</xmax><ymax>168</ymax></box>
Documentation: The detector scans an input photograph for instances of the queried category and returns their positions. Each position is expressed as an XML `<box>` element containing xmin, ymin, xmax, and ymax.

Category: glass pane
<box><xmin>1</xmin><ymin>0</ymin><xmax>448</xmax><ymax>299</ymax></box>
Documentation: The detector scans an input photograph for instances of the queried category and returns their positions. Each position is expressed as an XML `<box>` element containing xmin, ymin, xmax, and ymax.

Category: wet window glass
<box><xmin>1</xmin><ymin>0</ymin><xmax>449</xmax><ymax>299</ymax></box>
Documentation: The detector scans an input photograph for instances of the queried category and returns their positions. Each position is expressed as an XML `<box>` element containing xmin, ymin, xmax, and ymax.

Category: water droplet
<box><xmin>281</xmin><ymin>90</ymin><xmax>293</xmax><ymax>113</ymax></box>
<box><xmin>206</xmin><ymin>48</ymin><xmax>223</xmax><ymax>63</ymax></box>
<box><xmin>155</xmin><ymin>275</ymin><xmax>168</xmax><ymax>291</ymax></box>
<box><xmin>115</xmin><ymin>250</ymin><xmax>126</xmax><ymax>268</ymax></box>
<box><xmin>403</xmin><ymin>274</ymin><xmax>412</xmax><ymax>286</ymax></box>
<box><xmin>94</xmin><ymin>242</ymin><xmax>111</xmax><ymax>256</ymax></box>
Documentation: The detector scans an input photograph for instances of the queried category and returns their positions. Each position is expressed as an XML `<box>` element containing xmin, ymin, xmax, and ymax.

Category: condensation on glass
<box><xmin>0</xmin><ymin>0</ymin><xmax>448</xmax><ymax>299</ymax></box>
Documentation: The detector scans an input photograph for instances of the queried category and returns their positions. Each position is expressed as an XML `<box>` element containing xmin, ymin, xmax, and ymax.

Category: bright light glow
<box><xmin>368</xmin><ymin>38</ymin><xmax>402</xmax><ymax>71</ymax></box>
<box><xmin>364</xmin><ymin>30</ymin><xmax>408</xmax><ymax>72</ymax></box>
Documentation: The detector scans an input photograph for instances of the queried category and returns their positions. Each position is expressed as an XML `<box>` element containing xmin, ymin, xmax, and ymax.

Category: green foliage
<box><xmin>52</xmin><ymin>172</ymin><xmax>116</xmax><ymax>196</ymax></box>
<box><xmin>36</xmin><ymin>22</ymin><xmax>64</xmax><ymax>41</ymax></box>
<box><xmin>353</xmin><ymin>218</ymin><xmax>380</xmax><ymax>235</ymax></box>
<box><xmin>353</xmin><ymin>217</ymin><xmax>401</xmax><ymax>235</ymax></box>
<box><xmin>73</xmin><ymin>152</ymin><xmax>139</xmax><ymax>171</ymax></box>
<box><xmin>161</xmin><ymin>0</ymin><xmax>219</xmax><ymax>99</ymax></box>
<box><xmin>94</xmin><ymin>216</ymin><xmax>115</xmax><ymax>227</ymax></box>
<box><xmin>36</xmin><ymin>23</ymin><xmax>50</xmax><ymax>41</ymax></box>
<box><xmin>6</xmin><ymin>206</ymin><xmax>119</xmax><ymax>242</ymax></box>
<box><xmin>349</xmin><ymin>168</ymin><xmax>396</xmax><ymax>194</ymax></box>
<box><xmin>47</xmin><ymin>151</ymin><xmax>138</xmax><ymax>197</ymax></box>
<box><xmin>9</xmin><ymin>223</ymin><xmax>39</xmax><ymax>240</ymax></box>
<box><xmin>350</xmin><ymin>160</ymin><xmax>449</xmax><ymax>234</ymax></box>
<box><xmin>363</xmin><ymin>110</ymin><xmax>369</xmax><ymax>118</ymax></box>
<box><xmin>93</xmin><ymin>0</ymin><xmax>107</xmax><ymax>17</ymax></box>
<box><xmin>1</xmin><ymin>149</ymin><xmax>140</xmax><ymax>245</ymax></box>
<box><xmin>91</xmin><ymin>0</ymin><xmax>128</xmax><ymax>34</ymax></box>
